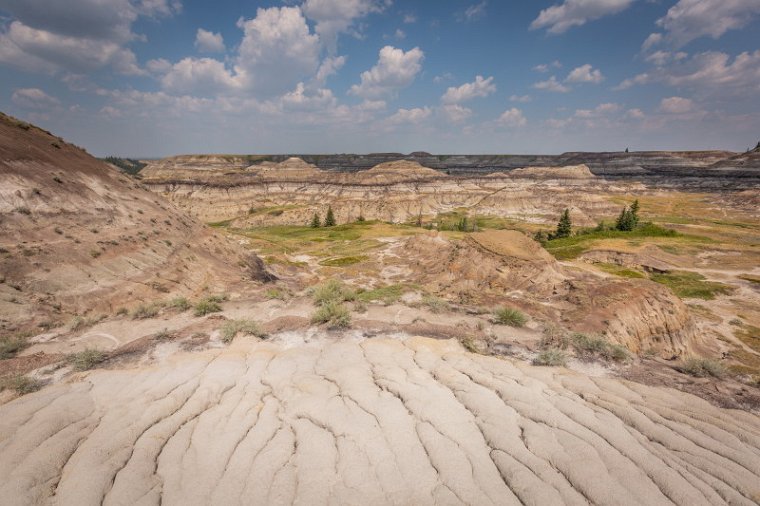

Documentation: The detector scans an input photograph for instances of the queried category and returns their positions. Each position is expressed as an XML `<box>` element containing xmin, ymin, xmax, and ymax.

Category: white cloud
<box><xmin>403</xmin><ymin>13</ymin><xmax>417</xmax><ymax>24</ymax></box>
<box><xmin>644</xmin><ymin>50</ymin><xmax>688</xmax><ymax>66</ymax></box>
<box><xmin>301</xmin><ymin>0</ymin><xmax>387</xmax><ymax>53</ymax></box>
<box><xmin>533</xmin><ymin>75</ymin><xmax>570</xmax><ymax>93</ymax></box>
<box><xmin>387</xmin><ymin>106</ymin><xmax>431</xmax><ymax>124</ymax></box>
<box><xmin>349</xmin><ymin>45</ymin><xmax>424</xmax><ymax>99</ymax></box>
<box><xmin>530</xmin><ymin>0</ymin><xmax>636</xmax><ymax>34</ymax></box>
<box><xmin>99</xmin><ymin>105</ymin><xmax>122</xmax><ymax>118</ymax></box>
<box><xmin>195</xmin><ymin>28</ymin><xmax>225</xmax><ymax>53</ymax></box>
<box><xmin>146</xmin><ymin>57</ymin><xmax>172</xmax><ymax>74</ymax></box>
<box><xmin>461</xmin><ymin>1</ymin><xmax>488</xmax><ymax>21</ymax></box>
<box><xmin>497</xmin><ymin>108</ymin><xmax>527</xmax><ymax>127</ymax></box>
<box><xmin>509</xmin><ymin>94</ymin><xmax>532</xmax><ymax>103</ymax></box>
<box><xmin>656</xmin><ymin>0</ymin><xmax>760</xmax><ymax>47</ymax></box>
<box><xmin>160</xmin><ymin>57</ymin><xmax>240</xmax><ymax>95</ymax></box>
<box><xmin>440</xmin><ymin>104</ymin><xmax>472</xmax><ymax>123</ymax></box>
<box><xmin>641</xmin><ymin>32</ymin><xmax>662</xmax><ymax>51</ymax></box>
<box><xmin>441</xmin><ymin>75</ymin><xmax>496</xmax><ymax>104</ymax></box>
<box><xmin>393</xmin><ymin>29</ymin><xmax>406</xmax><ymax>40</ymax></box>
<box><xmin>566</xmin><ymin>64</ymin><xmax>604</xmax><ymax>84</ymax></box>
<box><xmin>546</xmin><ymin>117</ymin><xmax>572</xmax><ymax>128</ymax></box>
<box><xmin>614</xmin><ymin>72</ymin><xmax>650</xmax><ymax>90</ymax></box>
<box><xmin>532</xmin><ymin>60</ymin><xmax>561</xmax><ymax>73</ymax></box>
<box><xmin>11</xmin><ymin>87</ymin><xmax>60</xmax><ymax>109</ymax></box>
<box><xmin>574</xmin><ymin>102</ymin><xmax>620</xmax><ymax>118</ymax></box>
<box><xmin>433</xmin><ymin>72</ymin><xmax>454</xmax><ymax>84</ymax></box>
<box><xmin>625</xmin><ymin>108</ymin><xmax>645</xmax><ymax>119</ymax></box>
<box><xmin>660</xmin><ymin>96</ymin><xmax>694</xmax><ymax>114</ymax></box>
<box><xmin>314</xmin><ymin>55</ymin><xmax>346</xmax><ymax>84</ymax></box>
<box><xmin>281</xmin><ymin>82</ymin><xmax>337</xmax><ymax>111</ymax></box>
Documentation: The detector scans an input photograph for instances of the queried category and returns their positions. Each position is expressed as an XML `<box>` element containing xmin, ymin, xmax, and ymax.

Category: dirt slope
<box><xmin>1</xmin><ymin>336</ymin><xmax>758</xmax><ymax>505</ymax></box>
<box><xmin>0</xmin><ymin>113</ymin><xmax>263</xmax><ymax>333</ymax></box>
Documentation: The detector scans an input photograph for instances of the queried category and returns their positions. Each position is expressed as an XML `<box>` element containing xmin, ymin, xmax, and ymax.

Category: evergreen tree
<box><xmin>324</xmin><ymin>206</ymin><xmax>336</xmax><ymax>227</ymax></box>
<box><xmin>630</xmin><ymin>199</ymin><xmax>640</xmax><ymax>227</ymax></box>
<box><xmin>615</xmin><ymin>207</ymin><xmax>635</xmax><ymax>231</ymax></box>
<box><xmin>356</xmin><ymin>214</ymin><xmax>365</xmax><ymax>223</ymax></box>
<box><xmin>310</xmin><ymin>213</ymin><xmax>321</xmax><ymax>228</ymax></box>
<box><xmin>554</xmin><ymin>209</ymin><xmax>572</xmax><ymax>239</ymax></box>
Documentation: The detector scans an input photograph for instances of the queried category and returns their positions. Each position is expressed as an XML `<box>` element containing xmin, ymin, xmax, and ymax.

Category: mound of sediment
<box><xmin>0</xmin><ymin>113</ymin><xmax>265</xmax><ymax>333</ymax></box>
<box><xmin>2</xmin><ymin>336</ymin><xmax>759</xmax><ymax>506</ymax></box>
<box><xmin>247</xmin><ymin>157</ymin><xmax>324</xmax><ymax>180</ymax></box>
<box><xmin>349</xmin><ymin>160</ymin><xmax>445</xmax><ymax>184</ymax></box>
<box><xmin>507</xmin><ymin>164</ymin><xmax>596</xmax><ymax>179</ymax></box>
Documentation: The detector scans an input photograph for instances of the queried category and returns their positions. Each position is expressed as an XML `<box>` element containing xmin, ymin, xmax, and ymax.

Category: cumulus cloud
<box><xmin>574</xmin><ymin>102</ymin><xmax>620</xmax><ymax>118</ymax></box>
<box><xmin>11</xmin><ymin>87</ymin><xmax>60</xmax><ymax>109</ymax></box>
<box><xmin>614</xmin><ymin>72</ymin><xmax>650</xmax><ymax>90</ymax></box>
<box><xmin>533</xmin><ymin>76</ymin><xmax>570</xmax><ymax>93</ymax></box>
<box><xmin>160</xmin><ymin>57</ymin><xmax>240</xmax><ymax>95</ymax></box>
<box><xmin>441</xmin><ymin>75</ymin><xmax>496</xmax><ymax>104</ymax></box>
<box><xmin>660</xmin><ymin>96</ymin><xmax>694</xmax><ymax>114</ymax></box>
<box><xmin>532</xmin><ymin>60</ymin><xmax>561</xmax><ymax>73</ymax></box>
<box><xmin>497</xmin><ymin>108</ymin><xmax>527</xmax><ymax>127</ymax></box>
<box><xmin>195</xmin><ymin>28</ymin><xmax>225</xmax><ymax>53</ymax></box>
<box><xmin>387</xmin><ymin>106</ymin><xmax>432</xmax><ymax>124</ymax></box>
<box><xmin>530</xmin><ymin>0</ymin><xmax>636</xmax><ymax>34</ymax></box>
<box><xmin>641</xmin><ymin>32</ymin><xmax>663</xmax><ymax>51</ymax></box>
<box><xmin>566</xmin><ymin>64</ymin><xmax>604</xmax><ymax>83</ymax></box>
<box><xmin>656</xmin><ymin>0</ymin><xmax>760</xmax><ymax>48</ymax></box>
<box><xmin>459</xmin><ymin>1</ymin><xmax>488</xmax><ymax>21</ymax></box>
<box><xmin>0</xmin><ymin>0</ymin><xmax>180</xmax><ymax>75</ymax></box>
<box><xmin>349</xmin><ymin>46</ymin><xmax>424</xmax><ymax>99</ymax></box>
<box><xmin>509</xmin><ymin>94</ymin><xmax>532</xmax><ymax>103</ymax></box>
<box><xmin>314</xmin><ymin>55</ymin><xmax>346</xmax><ymax>85</ymax></box>
<box><xmin>301</xmin><ymin>0</ymin><xmax>387</xmax><ymax>53</ymax></box>
<box><xmin>625</xmin><ymin>108</ymin><xmax>645</xmax><ymax>119</ymax></box>
<box><xmin>440</xmin><ymin>104</ymin><xmax>472</xmax><ymax>123</ymax></box>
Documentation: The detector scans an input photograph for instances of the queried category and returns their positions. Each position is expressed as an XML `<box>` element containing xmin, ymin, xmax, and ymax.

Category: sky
<box><xmin>0</xmin><ymin>0</ymin><xmax>759</xmax><ymax>157</ymax></box>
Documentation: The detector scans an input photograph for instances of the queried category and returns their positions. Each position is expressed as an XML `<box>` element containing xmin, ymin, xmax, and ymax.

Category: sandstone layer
<box><xmin>2</xmin><ymin>336</ymin><xmax>759</xmax><ymax>506</ymax></box>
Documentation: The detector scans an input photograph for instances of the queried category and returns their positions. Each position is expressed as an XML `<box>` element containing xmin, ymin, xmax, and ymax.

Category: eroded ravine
<box><xmin>1</xmin><ymin>335</ymin><xmax>759</xmax><ymax>506</ymax></box>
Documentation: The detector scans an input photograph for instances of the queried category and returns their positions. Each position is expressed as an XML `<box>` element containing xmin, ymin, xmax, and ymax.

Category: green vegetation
<box><xmin>570</xmin><ymin>333</ymin><xmax>630</xmax><ymax>362</ymax></box>
<box><xmin>678</xmin><ymin>357</ymin><xmax>726</xmax><ymax>378</ymax></box>
<box><xmin>615</xmin><ymin>200</ymin><xmax>640</xmax><ymax>231</ymax></box>
<box><xmin>324</xmin><ymin>206</ymin><xmax>336</xmax><ymax>227</ymax></box>
<box><xmin>310</xmin><ymin>213</ymin><xmax>321</xmax><ymax>228</ymax></box>
<box><xmin>101</xmin><ymin>157</ymin><xmax>147</xmax><ymax>177</ymax></box>
<box><xmin>265</xmin><ymin>287</ymin><xmax>289</xmax><ymax>300</ymax></box>
<box><xmin>131</xmin><ymin>302</ymin><xmax>164</xmax><ymax>319</ymax></box>
<box><xmin>0</xmin><ymin>374</ymin><xmax>43</xmax><ymax>395</ymax></box>
<box><xmin>0</xmin><ymin>335</ymin><xmax>29</xmax><ymax>359</ymax></box>
<box><xmin>493</xmin><ymin>307</ymin><xmax>528</xmax><ymax>327</ymax></box>
<box><xmin>319</xmin><ymin>255</ymin><xmax>368</xmax><ymax>267</ymax></box>
<box><xmin>168</xmin><ymin>297</ymin><xmax>191</xmax><ymax>311</ymax></box>
<box><xmin>421</xmin><ymin>294</ymin><xmax>449</xmax><ymax>313</ymax></box>
<box><xmin>594</xmin><ymin>263</ymin><xmax>646</xmax><ymax>279</ymax></box>
<box><xmin>532</xmin><ymin>349</ymin><xmax>568</xmax><ymax>367</ymax></box>
<box><xmin>68</xmin><ymin>348</ymin><xmax>106</xmax><ymax>371</ymax></box>
<box><xmin>311</xmin><ymin>301</ymin><xmax>351</xmax><ymax>328</ymax></box>
<box><xmin>649</xmin><ymin>271</ymin><xmax>732</xmax><ymax>300</ymax></box>
<box><xmin>220</xmin><ymin>319</ymin><xmax>264</xmax><ymax>343</ymax></box>
<box><xmin>356</xmin><ymin>284</ymin><xmax>407</xmax><ymax>305</ymax></box>
<box><xmin>734</xmin><ymin>324</ymin><xmax>760</xmax><ymax>353</ymax></box>
<box><xmin>553</xmin><ymin>208</ymin><xmax>572</xmax><ymax>239</ymax></box>
<box><xmin>194</xmin><ymin>295</ymin><xmax>225</xmax><ymax>316</ymax></box>
<box><xmin>311</xmin><ymin>279</ymin><xmax>356</xmax><ymax>305</ymax></box>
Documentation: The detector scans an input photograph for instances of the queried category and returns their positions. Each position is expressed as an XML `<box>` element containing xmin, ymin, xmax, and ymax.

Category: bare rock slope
<box><xmin>2</xmin><ymin>336</ymin><xmax>759</xmax><ymax>505</ymax></box>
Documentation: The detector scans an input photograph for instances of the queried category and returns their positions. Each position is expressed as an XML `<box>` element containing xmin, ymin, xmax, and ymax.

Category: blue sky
<box><xmin>1</xmin><ymin>0</ymin><xmax>759</xmax><ymax>156</ymax></box>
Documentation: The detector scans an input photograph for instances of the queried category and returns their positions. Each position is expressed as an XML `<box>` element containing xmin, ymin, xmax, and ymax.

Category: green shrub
<box><xmin>678</xmin><ymin>358</ymin><xmax>726</xmax><ymax>378</ymax></box>
<box><xmin>0</xmin><ymin>374</ymin><xmax>43</xmax><ymax>395</ymax></box>
<box><xmin>194</xmin><ymin>297</ymin><xmax>222</xmax><ymax>316</ymax></box>
<box><xmin>220</xmin><ymin>319</ymin><xmax>264</xmax><ymax>343</ymax></box>
<box><xmin>168</xmin><ymin>297</ymin><xmax>191</xmax><ymax>311</ymax></box>
<box><xmin>570</xmin><ymin>333</ymin><xmax>630</xmax><ymax>362</ymax></box>
<box><xmin>319</xmin><ymin>255</ymin><xmax>368</xmax><ymax>267</ymax></box>
<box><xmin>533</xmin><ymin>349</ymin><xmax>568</xmax><ymax>367</ymax></box>
<box><xmin>493</xmin><ymin>307</ymin><xmax>528</xmax><ymax>327</ymax></box>
<box><xmin>311</xmin><ymin>301</ymin><xmax>351</xmax><ymax>328</ymax></box>
<box><xmin>154</xmin><ymin>328</ymin><xmax>173</xmax><ymax>340</ymax></box>
<box><xmin>311</xmin><ymin>279</ymin><xmax>356</xmax><ymax>306</ymax></box>
<box><xmin>265</xmin><ymin>288</ymin><xmax>288</xmax><ymax>300</ymax></box>
<box><xmin>131</xmin><ymin>302</ymin><xmax>163</xmax><ymax>319</ymax></box>
<box><xmin>68</xmin><ymin>348</ymin><xmax>106</xmax><ymax>371</ymax></box>
<box><xmin>0</xmin><ymin>335</ymin><xmax>29</xmax><ymax>359</ymax></box>
<box><xmin>650</xmin><ymin>271</ymin><xmax>732</xmax><ymax>300</ymax></box>
<box><xmin>356</xmin><ymin>284</ymin><xmax>405</xmax><ymax>305</ymax></box>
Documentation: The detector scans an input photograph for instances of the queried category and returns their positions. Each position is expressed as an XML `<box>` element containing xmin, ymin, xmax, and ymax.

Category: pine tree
<box><xmin>554</xmin><ymin>209</ymin><xmax>572</xmax><ymax>239</ymax></box>
<box><xmin>324</xmin><ymin>206</ymin><xmax>336</xmax><ymax>227</ymax></box>
<box><xmin>630</xmin><ymin>199</ymin><xmax>640</xmax><ymax>227</ymax></box>
<box><xmin>310</xmin><ymin>213</ymin><xmax>321</xmax><ymax>228</ymax></box>
<box><xmin>615</xmin><ymin>207</ymin><xmax>635</xmax><ymax>231</ymax></box>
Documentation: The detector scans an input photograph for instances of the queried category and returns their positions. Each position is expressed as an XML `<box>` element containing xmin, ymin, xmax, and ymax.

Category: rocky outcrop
<box><xmin>503</xmin><ymin>164</ymin><xmax>595</xmax><ymax>179</ymax></box>
<box><xmin>2</xmin><ymin>336</ymin><xmax>759</xmax><ymax>506</ymax></box>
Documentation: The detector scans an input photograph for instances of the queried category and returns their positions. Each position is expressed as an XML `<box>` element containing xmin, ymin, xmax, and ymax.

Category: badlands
<box><xmin>2</xmin><ymin>113</ymin><xmax>760</xmax><ymax>504</ymax></box>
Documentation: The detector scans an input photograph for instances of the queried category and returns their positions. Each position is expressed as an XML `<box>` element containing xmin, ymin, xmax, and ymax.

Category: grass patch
<box><xmin>67</xmin><ymin>348</ymin><xmax>106</xmax><ymax>371</ymax></box>
<box><xmin>650</xmin><ymin>271</ymin><xmax>732</xmax><ymax>300</ymax></box>
<box><xmin>493</xmin><ymin>307</ymin><xmax>528</xmax><ymax>327</ymax></box>
<box><xmin>570</xmin><ymin>333</ymin><xmax>630</xmax><ymax>362</ymax></box>
<box><xmin>678</xmin><ymin>357</ymin><xmax>726</xmax><ymax>378</ymax></box>
<box><xmin>319</xmin><ymin>255</ymin><xmax>368</xmax><ymax>267</ymax></box>
<box><xmin>131</xmin><ymin>302</ymin><xmax>164</xmax><ymax>319</ymax></box>
<box><xmin>0</xmin><ymin>335</ymin><xmax>29</xmax><ymax>359</ymax></box>
<box><xmin>265</xmin><ymin>287</ymin><xmax>289</xmax><ymax>300</ymax></box>
<box><xmin>311</xmin><ymin>301</ymin><xmax>351</xmax><ymax>329</ymax></box>
<box><xmin>594</xmin><ymin>263</ymin><xmax>646</xmax><ymax>279</ymax></box>
<box><xmin>208</xmin><ymin>219</ymin><xmax>233</xmax><ymax>228</ymax></box>
<box><xmin>0</xmin><ymin>374</ymin><xmax>43</xmax><ymax>395</ymax></box>
<box><xmin>356</xmin><ymin>284</ymin><xmax>406</xmax><ymax>305</ymax></box>
<box><xmin>533</xmin><ymin>349</ymin><xmax>568</xmax><ymax>367</ymax></box>
<box><xmin>168</xmin><ymin>297</ymin><xmax>191</xmax><ymax>312</ymax></box>
<box><xmin>734</xmin><ymin>324</ymin><xmax>760</xmax><ymax>353</ymax></box>
<box><xmin>421</xmin><ymin>294</ymin><xmax>449</xmax><ymax>313</ymax></box>
<box><xmin>220</xmin><ymin>319</ymin><xmax>264</xmax><ymax>344</ymax></box>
